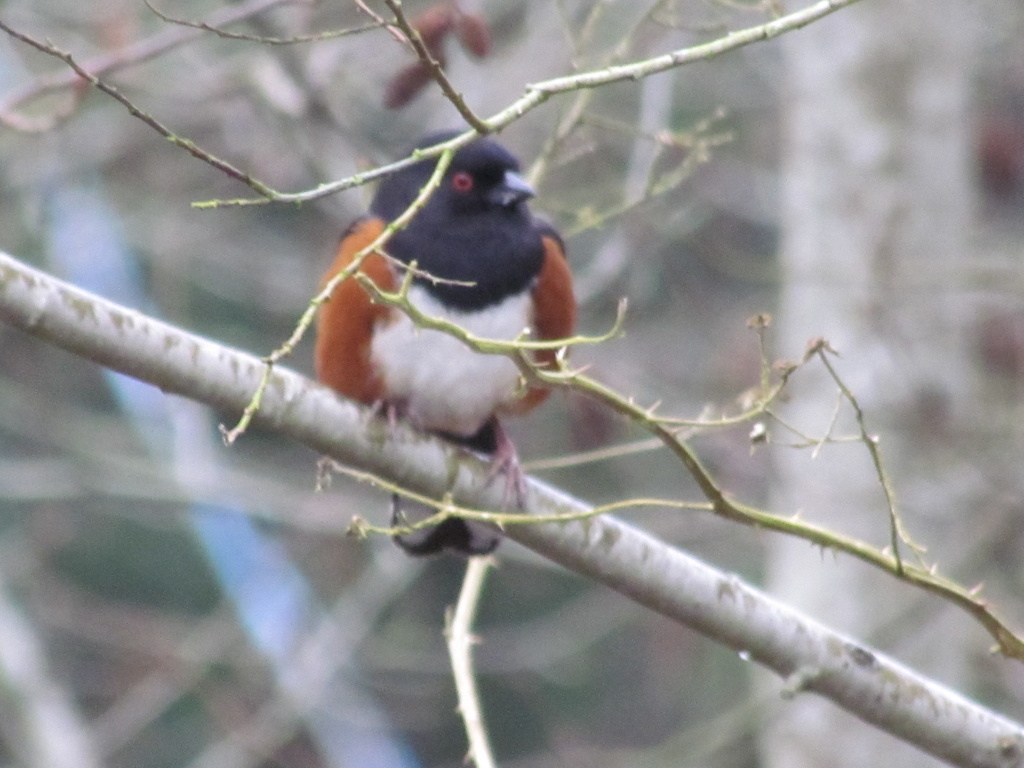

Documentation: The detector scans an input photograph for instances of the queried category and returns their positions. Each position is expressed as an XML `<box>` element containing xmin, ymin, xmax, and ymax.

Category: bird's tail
<box><xmin>390</xmin><ymin>494</ymin><xmax>501</xmax><ymax>557</ymax></box>
<box><xmin>390</xmin><ymin>418</ymin><xmax>503</xmax><ymax>556</ymax></box>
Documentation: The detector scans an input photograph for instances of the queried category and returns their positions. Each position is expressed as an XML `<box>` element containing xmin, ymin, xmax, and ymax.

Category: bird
<box><xmin>315</xmin><ymin>130</ymin><xmax>576</xmax><ymax>556</ymax></box>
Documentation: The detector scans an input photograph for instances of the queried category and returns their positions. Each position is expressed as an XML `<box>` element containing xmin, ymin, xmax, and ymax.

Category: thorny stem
<box><xmin>329</xmin><ymin>291</ymin><xmax>1024</xmax><ymax>659</ymax></box>
<box><xmin>331</xmin><ymin>462</ymin><xmax>712</xmax><ymax>538</ymax></box>
<box><xmin>812</xmin><ymin>342</ymin><xmax>927</xmax><ymax>574</ymax></box>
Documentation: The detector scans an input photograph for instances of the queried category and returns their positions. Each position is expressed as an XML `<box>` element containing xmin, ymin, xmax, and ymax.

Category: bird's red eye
<box><xmin>452</xmin><ymin>171</ymin><xmax>474</xmax><ymax>192</ymax></box>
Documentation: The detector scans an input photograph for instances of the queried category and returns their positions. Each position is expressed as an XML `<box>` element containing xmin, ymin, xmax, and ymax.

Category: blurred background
<box><xmin>1</xmin><ymin>0</ymin><xmax>1024</xmax><ymax>766</ymax></box>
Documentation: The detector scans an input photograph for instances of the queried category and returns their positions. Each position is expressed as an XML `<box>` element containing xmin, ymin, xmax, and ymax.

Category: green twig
<box><xmin>332</xmin><ymin>462</ymin><xmax>712</xmax><ymax>538</ymax></box>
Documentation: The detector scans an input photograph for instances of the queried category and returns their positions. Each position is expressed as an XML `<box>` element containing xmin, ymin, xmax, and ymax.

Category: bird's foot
<box><xmin>486</xmin><ymin>420</ymin><xmax>528</xmax><ymax>509</ymax></box>
<box><xmin>369</xmin><ymin>399</ymin><xmax>411</xmax><ymax>431</ymax></box>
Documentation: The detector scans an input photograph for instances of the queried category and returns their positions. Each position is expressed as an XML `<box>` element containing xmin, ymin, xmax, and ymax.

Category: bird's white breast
<box><xmin>369</xmin><ymin>285</ymin><xmax>532</xmax><ymax>437</ymax></box>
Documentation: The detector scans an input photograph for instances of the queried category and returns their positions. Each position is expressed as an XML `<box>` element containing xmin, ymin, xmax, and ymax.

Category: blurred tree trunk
<box><xmin>764</xmin><ymin>1</ymin><xmax>980</xmax><ymax>765</ymax></box>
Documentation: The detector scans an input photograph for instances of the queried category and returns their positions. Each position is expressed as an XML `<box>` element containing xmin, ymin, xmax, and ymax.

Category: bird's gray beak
<box><xmin>489</xmin><ymin>170</ymin><xmax>535</xmax><ymax>208</ymax></box>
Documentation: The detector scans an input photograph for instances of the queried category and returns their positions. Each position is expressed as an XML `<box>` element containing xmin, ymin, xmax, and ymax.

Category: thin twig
<box><xmin>0</xmin><ymin>21</ymin><xmax>277</xmax><ymax>197</ymax></box>
<box><xmin>382</xmin><ymin>0</ymin><xmax>490</xmax><ymax>133</ymax></box>
<box><xmin>353</xmin><ymin>0</ymin><xmax>406</xmax><ymax>44</ymax></box>
<box><xmin>446</xmin><ymin>558</ymin><xmax>496</xmax><ymax>768</ymax></box>
<box><xmin>813</xmin><ymin>342</ymin><xmax>928</xmax><ymax>572</ymax></box>
<box><xmin>525</xmin><ymin>437</ymin><xmax>665</xmax><ymax>471</ymax></box>
<box><xmin>144</xmin><ymin>0</ymin><xmax>382</xmax><ymax>45</ymax></box>
<box><xmin>332</xmin><ymin>462</ymin><xmax>710</xmax><ymax>540</ymax></box>
<box><xmin>562</xmin><ymin>121</ymin><xmax>730</xmax><ymax>238</ymax></box>
<box><xmin>364</xmin><ymin>283</ymin><xmax>626</xmax><ymax>353</ymax></box>
<box><xmin>528</xmin><ymin>0</ymin><xmax>669</xmax><ymax>187</ymax></box>
<box><xmin>0</xmin><ymin>0</ymin><xmax>293</xmax><ymax>122</ymax></box>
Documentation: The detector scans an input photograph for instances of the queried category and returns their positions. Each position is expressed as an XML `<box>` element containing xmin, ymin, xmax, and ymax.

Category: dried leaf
<box><xmin>410</xmin><ymin>2</ymin><xmax>454</xmax><ymax>52</ymax></box>
<box><xmin>384</xmin><ymin>60</ymin><xmax>434</xmax><ymax>109</ymax></box>
<box><xmin>453</xmin><ymin>10</ymin><xmax>490</xmax><ymax>58</ymax></box>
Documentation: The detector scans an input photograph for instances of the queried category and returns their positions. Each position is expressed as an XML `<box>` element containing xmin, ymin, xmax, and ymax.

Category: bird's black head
<box><xmin>370</xmin><ymin>131</ymin><xmax>545</xmax><ymax>311</ymax></box>
<box><xmin>371</xmin><ymin>130</ymin><xmax>536</xmax><ymax>221</ymax></box>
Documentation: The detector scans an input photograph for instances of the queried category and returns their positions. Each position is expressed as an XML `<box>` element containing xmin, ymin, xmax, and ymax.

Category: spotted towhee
<box><xmin>315</xmin><ymin>131</ymin><xmax>576</xmax><ymax>556</ymax></box>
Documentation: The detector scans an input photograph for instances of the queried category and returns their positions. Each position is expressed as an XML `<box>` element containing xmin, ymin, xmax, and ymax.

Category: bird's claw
<box><xmin>486</xmin><ymin>420</ymin><xmax>527</xmax><ymax>509</ymax></box>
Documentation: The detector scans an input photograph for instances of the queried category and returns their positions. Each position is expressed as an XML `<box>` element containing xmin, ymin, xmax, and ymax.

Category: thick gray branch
<box><xmin>1</xmin><ymin>250</ymin><xmax>1022</xmax><ymax>767</ymax></box>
